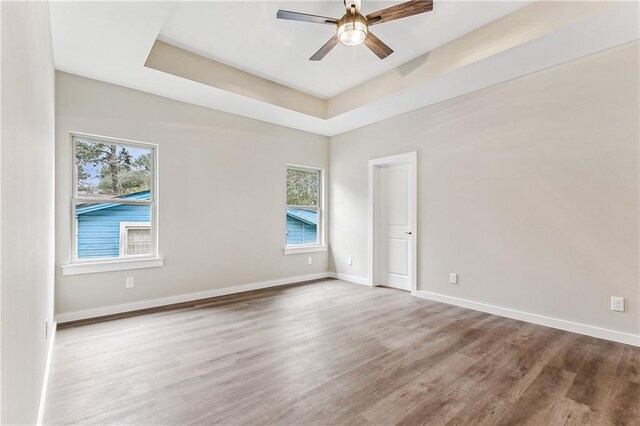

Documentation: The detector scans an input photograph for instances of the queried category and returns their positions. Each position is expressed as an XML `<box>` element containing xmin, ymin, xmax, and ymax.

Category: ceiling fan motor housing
<box><xmin>337</xmin><ymin>13</ymin><xmax>368</xmax><ymax>46</ymax></box>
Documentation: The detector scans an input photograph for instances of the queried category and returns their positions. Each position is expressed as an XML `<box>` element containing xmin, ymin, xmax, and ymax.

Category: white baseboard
<box><xmin>329</xmin><ymin>272</ymin><xmax>372</xmax><ymax>286</ymax></box>
<box><xmin>54</xmin><ymin>271</ymin><xmax>639</xmax><ymax>347</ymax></box>
<box><xmin>37</xmin><ymin>320</ymin><xmax>56</xmax><ymax>425</ymax></box>
<box><xmin>55</xmin><ymin>272</ymin><xmax>331</xmax><ymax>324</ymax></box>
<box><xmin>414</xmin><ymin>290</ymin><xmax>640</xmax><ymax>347</ymax></box>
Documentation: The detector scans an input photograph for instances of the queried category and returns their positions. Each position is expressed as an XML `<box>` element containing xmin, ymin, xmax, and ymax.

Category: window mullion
<box><xmin>286</xmin><ymin>205</ymin><xmax>319</xmax><ymax>210</ymax></box>
<box><xmin>73</xmin><ymin>198</ymin><xmax>152</xmax><ymax>206</ymax></box>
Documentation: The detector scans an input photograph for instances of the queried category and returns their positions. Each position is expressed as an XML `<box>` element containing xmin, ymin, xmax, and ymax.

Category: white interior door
<box><xmin>378</xmin><ymin>163</ymin><xmax>412</xmax><ymax>291</ymax></box>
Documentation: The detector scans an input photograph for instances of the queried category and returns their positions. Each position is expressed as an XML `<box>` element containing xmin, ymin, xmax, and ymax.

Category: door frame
<box><xmin>368</xmin><ymin>151</ymin><xmax>417</xmax><ymax>293</ymax></box>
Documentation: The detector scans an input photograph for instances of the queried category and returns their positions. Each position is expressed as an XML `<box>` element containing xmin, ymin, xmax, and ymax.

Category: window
<box><xmin>71</xmin><ymin>134</ymin><xmax>157</xmax><ymax>263</ymax></box>
<box><xmin>119</xmin><ymin>222</ymin><xmax>151</xmax><ymax>256</ymax></box>
<box><xmin>285</xmin><ymin>165</ymin><xmax>325</xmax><ymax>253</ymax></box>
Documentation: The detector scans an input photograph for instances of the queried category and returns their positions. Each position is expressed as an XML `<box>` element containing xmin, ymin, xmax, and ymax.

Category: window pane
<box><xmin>286</xmin><ymin>208</ymin><xmax>318</xmax><ymax>245</ymax></box>
<box><xmin>126</xmin><ymin>228</ymin><xmax>151</xmax><ymax>255</ymax></box>
<box><xmin>75</xmin><ymin>138</ymin><xmax>152</xmax><ymax>198</ymax></box>
<box><xmin>286</xmin><ymin>168</ymin><xmax>319</xmax><ymax>206</ymax></box>
<box><xmin>75</xmin><ymin>203</ymin><xmax>151</xmax><ymax>259</ymax></box>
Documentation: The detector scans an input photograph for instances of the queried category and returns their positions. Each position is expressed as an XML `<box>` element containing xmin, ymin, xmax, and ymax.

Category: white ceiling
<box><xmin>158</xmin><ymin>1</ymin><xmax>531</xmax><ymax>98</ymax></box>
<box><xmin>49</xmin><ymin>1</ymin><xmax>639</xmax><ymax>136</ymax></box>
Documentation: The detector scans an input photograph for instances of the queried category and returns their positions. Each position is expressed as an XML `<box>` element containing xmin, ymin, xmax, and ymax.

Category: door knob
<box><xmin>405</xmin><ymin>231</ymin><xmax>412</xmax><ymax>235</ymax></box>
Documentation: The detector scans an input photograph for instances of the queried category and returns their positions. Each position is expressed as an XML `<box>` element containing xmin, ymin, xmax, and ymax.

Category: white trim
<box><xmin>73</xmin><ymin>197</ymin><xmax>151</xmax><ymax>205</ymax></box>
<box><xmin>37</xmin><ymin>321</ymin><xmax>56</xmax><ymax>425</ymax></box>
<box><xmin>328</xmin><ymin>272</ymin><xmax>372</xmax><ymax>286</ymax></box>
<box><xmin>285</xmin><ymin>164</ymin><xmax>325</xmax><ymax>248</ymax></box>
<box><xmin>368</xmin><ymin>152</ymin><xmax>418</xmax><ymax>292</ymax></box>
<box><xmin>70</xmin><ymin>131</ymin><xmax>158</xmax><ymax>148</ymax></box>
<box><xmin>55</xmin><ymin>272</ymin><xmax>331</xmax><ymax>323</ymax></box>
<box><xmin>61</xmin><ymin>257</ymin><xmax>164</xmax><ymax>276</ymax></box>
<box><xmin>414</xmin><ymin>290</ymin><xmax>640</xmax><ymax>347</ymax></box>
<box><xmin>283</xmin><ymin>245</ymin><xmax>328</xmax><ymax>255</ymax></box>
<box><xmin>70</xmin><ymin>132</ymin><xmax>159</xmax><ymax>264</ymax></box>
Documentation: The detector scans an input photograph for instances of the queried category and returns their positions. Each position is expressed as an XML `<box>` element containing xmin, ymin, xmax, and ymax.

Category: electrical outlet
<box><xmin>611</xmin><ymin>296</ymin><xmax>625</xmax><ymax>312</ymax></box>
<box><xmin>126</xmin><ymin>277</ymin><xmax>135</xmax><ymax>289</ymax></box>
<box><xmin>347</xmin><ymin>257</ymin><xmax>353</xmax><ymax>266</ymax></box>
<box><xmin>307</xmin><ymin>257</ymin><xmax>312</xmax><ymax>265</ymax></box>
<box><xmin>449</xmin><ymin>273</ymin><xmax>458</xmax><ymax>284</ymax></box>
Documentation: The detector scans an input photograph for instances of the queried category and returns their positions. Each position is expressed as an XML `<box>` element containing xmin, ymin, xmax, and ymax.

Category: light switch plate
<box><xmin>449</xmin><ymin>273</ymin><xmax>458</xmax><ymax>284</ymax></box>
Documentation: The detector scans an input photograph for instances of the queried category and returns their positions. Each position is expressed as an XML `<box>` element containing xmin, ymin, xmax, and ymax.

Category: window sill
<box><xmin>283</xmin><ymin>245</ymin><xmax>328</xmax><ymax>255</ymax></box>
<box><xmin>61</xmin><ymin>257</ymin><xmax>165</xmax><ymax>276</ymax></box>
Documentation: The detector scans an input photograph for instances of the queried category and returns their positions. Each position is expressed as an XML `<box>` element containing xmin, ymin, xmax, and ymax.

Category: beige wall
<box><xmin>54</xmin><ymin>33</ymin><xmax>639</xmax><ymax>340</ymax></box>
<box><xmin>55</xmin><ymin>72</ymin><xmax>329</xmax><ymax>316</ymax></box>
<box><xmin>329</xmin><ymin>42</ymin><xmax>640</xmax><ymax>336</ymax></box>
<box><xmin>1</xmin><ymin>2</ymin><xmax>56</xmax><ymax>424</ymax></box>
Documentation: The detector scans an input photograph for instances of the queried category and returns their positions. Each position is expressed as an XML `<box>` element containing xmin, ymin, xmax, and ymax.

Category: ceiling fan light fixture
<box><xmin>277</xmin><ymin>0</ymin><xmax>433</xmax><ymax>60</ymax></box>
<box><xmin>337</xmin><ymin>18</ymin><xmax>367</xmax><ymax>46</ymax></box>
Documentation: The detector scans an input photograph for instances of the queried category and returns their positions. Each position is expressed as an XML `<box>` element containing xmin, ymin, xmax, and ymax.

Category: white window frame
<box><xmin>119</xmin><ymin>222</ymin><xmax>152</xmax><ymax>257</ymax></box>
<box><xmin>284</xmin><ymin>164</ymin><xmax>327</xmax><ymax>255</ymax></box>
<box><xmin>62</xmin><ymin>132</ymin><xmax>163</xmax><ymax>276</ymax></box>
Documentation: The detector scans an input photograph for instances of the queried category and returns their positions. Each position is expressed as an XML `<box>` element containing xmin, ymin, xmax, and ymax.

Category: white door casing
<box><xmin>368</xmin><ymin>152</ymin><xmax>417</xmax><ymax>292</ymax></box>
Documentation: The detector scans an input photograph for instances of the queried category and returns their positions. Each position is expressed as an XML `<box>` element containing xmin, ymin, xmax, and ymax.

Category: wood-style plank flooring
<box><xmin>45</xmin><ymin>280</ymin><xmax>640</xmax><ymax>425</ymax></box>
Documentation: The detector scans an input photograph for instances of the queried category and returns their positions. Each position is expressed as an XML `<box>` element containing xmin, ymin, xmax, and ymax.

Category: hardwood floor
<box><xmin>45</xmin><ymin>280</ymin><xmax>640</xmax><ymax>425</ymax></box>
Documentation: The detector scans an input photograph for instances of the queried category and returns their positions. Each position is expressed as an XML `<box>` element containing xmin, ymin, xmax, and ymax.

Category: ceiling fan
<box><xmin>276</xmin><ymin>0</ymin><xmax>433</xmax><ymax>61</ymax></box>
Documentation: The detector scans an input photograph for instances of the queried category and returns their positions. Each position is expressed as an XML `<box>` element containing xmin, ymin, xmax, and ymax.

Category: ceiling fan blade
<box><xmin>364</xmin><ymin>32</ymin><xmax>394</xmax><ymax>59</ymax></box>
<box><xmin>366</xmin><ymin>0</ymin><xmax>433</xmax><ymax>26</ymax></box>
<box><xmin>277</xmin><ymin>10</ymin><xmax>339</xmax><ymax>25</ymax></box>
<box><xmin>309</xmin><ymin>35</ymin><xmax>340</xmax><ymax>61</ymax></box>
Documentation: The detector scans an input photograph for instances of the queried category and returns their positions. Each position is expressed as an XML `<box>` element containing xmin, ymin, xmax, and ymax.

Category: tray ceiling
<box><xmin>49</xmin><ymin>1</ymin><xmax>639</xmax><ymax>136</ymax></box>
<box><xmin>158</xmin><ymin>1</ymin><xmax>531</xmax><ymax>98</ymax></box>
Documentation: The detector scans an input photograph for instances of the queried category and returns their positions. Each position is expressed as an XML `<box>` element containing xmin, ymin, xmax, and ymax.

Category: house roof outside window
<box><xmin>76</xmin><ymin>190</ymin><xmax>151</xmax><ymax>215</ymax></box>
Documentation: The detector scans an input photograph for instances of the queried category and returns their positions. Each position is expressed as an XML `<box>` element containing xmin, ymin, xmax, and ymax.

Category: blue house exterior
<box><xmin>286</xmin><ymin>209</ymin><xmax>317</xmax><ymax>245</ymax></box>
<box><xmin>76</xmin><ymin>191</ymin><xmax>150</xmax><ymax>259</ymax></box>
<box><xmin>77</xmin><ymin>192</ymin><xmax>316</xmax><ymax>258</ymax></box>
